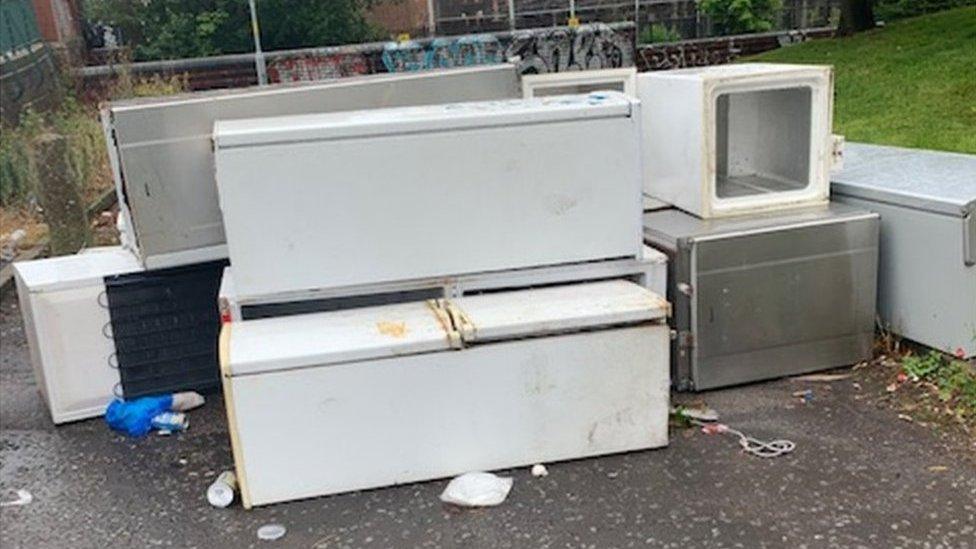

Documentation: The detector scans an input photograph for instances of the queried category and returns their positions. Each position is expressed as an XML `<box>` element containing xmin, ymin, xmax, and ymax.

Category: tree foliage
<box><xmin>698</xmin><ymin>0</ymin><xmax>784</xmax><ymax>35</ymax></box>
<box><xmin>84</xmin><ymin>0</ymin><xmax>382</xmax><ymax>61</ymax></box>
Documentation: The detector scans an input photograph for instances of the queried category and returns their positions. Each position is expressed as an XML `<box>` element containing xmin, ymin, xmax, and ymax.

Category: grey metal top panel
<box><xmin>832</xmin><ymin>142</ymin><xmax>976</xmax><ymax>217</ymax></box>
<box><xmin>643</xmin><ymin>202</ymin><xmax>877</xmax><ymax>244</ymax></box>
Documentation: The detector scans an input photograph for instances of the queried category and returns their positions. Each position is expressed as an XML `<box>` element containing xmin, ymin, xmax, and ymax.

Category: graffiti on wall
<box><xmin>505</xmin><ymin>23</ymin><xmax>634</xmax><ymax>74</ymax></box>
<box><xmin>637</xmin><ymin>41</ymin><xmax>736</xmax><ymax>71</ymax></box>
<box><xmin>268</xmin><ymin>52</ymin><xmax>372</xmax><ymax>83</ymax></box>
<box><xmin>636</xmin><ymin>28</ymin><xmax>833</xmax><ymax>72</ymax></box>
<box><xmin>382</xmin><ymin>24</ymin><xmax>635</xmax><ymax>75</ymax></box>
<box><xmin>381</xmin><ymin>34</ymin><xmax>506</xmax><ymax>72</ymax></box>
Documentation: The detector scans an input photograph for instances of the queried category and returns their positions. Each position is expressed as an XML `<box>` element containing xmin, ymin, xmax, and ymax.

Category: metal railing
<box><xmin>429</xmin><ymin>0</ymin><xmax>836</xmax><ymax>39</ymax></box>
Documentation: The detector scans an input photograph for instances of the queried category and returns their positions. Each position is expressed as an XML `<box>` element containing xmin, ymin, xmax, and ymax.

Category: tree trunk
<box><xmin>837</xmin><ymin>0</ymin><xmax>875</xmax><ymax>36</ymax></box>
<box><xmin>34</xmin><ymin>134</ymin><xmax>90</xmax><ymax>255</ymax></box>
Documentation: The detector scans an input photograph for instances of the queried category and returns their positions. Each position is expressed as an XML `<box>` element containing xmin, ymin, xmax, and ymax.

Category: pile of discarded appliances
<box><xmin>13</xmin><ymin>62</ymin><xmax>975</xmax><ymax>508</ymax></box>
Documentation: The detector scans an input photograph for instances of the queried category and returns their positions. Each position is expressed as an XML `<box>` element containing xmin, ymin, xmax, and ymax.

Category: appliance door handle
<box><xmin>965</xmin><ymin>212</ymin><xmax>975</xmax><ymax>267</ymax></box>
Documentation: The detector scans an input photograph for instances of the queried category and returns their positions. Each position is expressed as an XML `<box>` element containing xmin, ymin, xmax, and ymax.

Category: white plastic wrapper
<box><xmin>171</xmin><ymin>391</ymin><xmax>205</xmax><ymax>412</ymax></box>
<box><xmin>439</xmin><ymin>472</ymin><xmax>513</xmax><ymax>507</ymax></box>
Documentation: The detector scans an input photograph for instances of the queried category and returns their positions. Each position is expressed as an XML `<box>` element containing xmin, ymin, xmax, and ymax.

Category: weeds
<box><xmin>901</xmin><ymin>350</ymin><xmax>976</xmax><ymax>423</ymax></box>
<box><xmin>0</xmin><ymin>71</ymin><xmax>187</xmax><ymax>208</ymax></box>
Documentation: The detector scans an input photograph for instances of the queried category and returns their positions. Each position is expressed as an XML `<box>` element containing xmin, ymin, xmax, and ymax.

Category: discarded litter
<box><xmin>530</xmin><ymin>464</ymin><xmax>548</xmax><ymax>478</ymax></box>
<box><xmin>172</xmin><ymin>391</ymin><xmax>206</xmax><ymax>412</ymax></box>
<box><xmin>440</xmin><ymin>472</ymin><xmax>513</xmax><ymax>507</ymax></box>
<box><xmin>0</xmin><ymin>489</ymin><xmax>32</xmax><ymax>507</ymax></box>
<box><xmin>105</xmin><ymin>391</ymin><xmax>205</xmax><ymax>437</ymax></box>
<box><xmin>791</xmin><ymin>373</ymin><xmax>851</xmax><ymax>382</ymax></box>
<box><xmin>257</xmin><ymin>523</ymin><xmax>287</xmax><ymax>541</ymax></box>
<box><xmin>792</xmin><ymin>389</ymin><xmax>814</xmax><ymax>404</ymax></box>
<box><xmin>207</xmin><ymin>471</ymin><xmax>238</xmax><ymax>508</ymax></box>
<box><xmin>673</xmin><ymin>406</ymin><xmax>719</xmax><ymax>422</ymax></box>
<box><xmin>695</xmin><ymin>420</ymin><xmax>795</xmax><ymax>458</ymax></box>
<box><xmin>151</xmin><ymin>412</ymin><xmax>189</xmax><ymax>433</ymax></box>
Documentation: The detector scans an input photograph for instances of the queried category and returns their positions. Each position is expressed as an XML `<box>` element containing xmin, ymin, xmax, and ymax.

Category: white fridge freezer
<box><xmin>13</xmin><ymin>247</ymin><xmax>143</xmax><ymax>423</ymax></box>
<box><xmin>637</xmin><ymin>63</ymin><xmax>833</xmax><ymax>218</ymax></box>
<box><xmin>214</xmin><ymin>92</ymin><xmax>644</xmax><ymax>303</ymax></box>
<box><xmin>103</xmin><ymin>64</ymin><xmax>521</xmax><ymax>268</ymax></box>
<box><xmin>833</xmin><ymin>143</ymin><xmax>976</xmax><ymax>357</ymax></box>
<box><xmin>220</xmin><ymin>279</ymin><xmax>670</xmax><ymax>508</ymax></box>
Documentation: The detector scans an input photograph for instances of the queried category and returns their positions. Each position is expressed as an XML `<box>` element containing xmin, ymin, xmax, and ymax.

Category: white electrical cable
<box><xmin>690</xmin><ymin>419</ymin><xmax>796</xmax><ymax>458</ymax></box>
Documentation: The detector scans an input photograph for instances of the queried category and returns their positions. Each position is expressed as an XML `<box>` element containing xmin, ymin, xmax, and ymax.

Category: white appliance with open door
<box><xmin>221</xmin><ymin>280</ymin><xmax>670</xmax><ymax>508</ymax></box>
<box><xmin>637</xmin><ymin>63</ymin><xmax>833</xmax><ymax>218</ymax></box>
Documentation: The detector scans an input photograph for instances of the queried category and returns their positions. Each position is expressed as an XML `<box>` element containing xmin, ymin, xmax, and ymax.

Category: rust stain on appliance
<box><xmin>376</xmin><ymin>321</ymin><xmax>408</xmax><ymax>338</ymax></box>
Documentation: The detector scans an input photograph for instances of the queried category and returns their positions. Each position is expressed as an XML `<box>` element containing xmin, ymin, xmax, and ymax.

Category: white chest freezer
<box><xmin>13</xmin><ymin>247</ymin><xmax>143</xmax><ymax>423</ymax></box>
<box><xmin>220</xmin><ymin>279</ymin><xmax>670</xmax><ymax>508</ymax></box>
<box><xmin>833</xmin><ymin>143</ymin><xmax>976</xmax><ymax>357</ymax></box>
<box><xmin>214</xmin><ymin>92</ymin><xmax>644</xmax><ymax>303</ymax></box>
<box><xmin>637</xmin><ymin>63</ymin><xmax>833</xmax><ymax>218</ymax></box>
<box><xmin>103</xmin><ymin>64</ymin><xmax>521</xmax><ymax>269</ymax></box>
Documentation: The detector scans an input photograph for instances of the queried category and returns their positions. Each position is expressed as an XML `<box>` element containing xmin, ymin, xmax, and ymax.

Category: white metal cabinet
<box><xmin>637</xmin><ymin>63</ymin><xmax>833</xmax><ymax>218</ymax></box>
<box><xmin>214</xmin><ymin>92</ymin><xmax>643</xmax><ymax>302</ymax></box>
<box><xmin>833</xmin><ymin>143</ymin><xmax>976</xmax><ymax>357</ymax></box>
<box><xmin>221</xmin><ymin>280</ymin><xmax>670</xmax><ymax>508</ymax></box>
<box><xmin>103</xmin><ymin>65</ymin><xmax>521</xmax><ymax>268</ymax></box>
<box><xmin>13</xmin><ymin>247</ymin><xmax>143</xmax><ymax>423</ymax></box>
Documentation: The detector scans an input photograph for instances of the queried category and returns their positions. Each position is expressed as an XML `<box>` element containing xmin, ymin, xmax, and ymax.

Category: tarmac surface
<box><xmin>1</xmin><ymin>286</ymin><xmax>974</xmax><ymax>549</ymax></box>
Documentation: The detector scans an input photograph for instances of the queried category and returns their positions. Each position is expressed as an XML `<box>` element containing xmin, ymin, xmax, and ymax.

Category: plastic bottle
<box><xmin>207</xmin><ymin>471</ymin><xmax>237</xmax><ymax>508</ymax></box>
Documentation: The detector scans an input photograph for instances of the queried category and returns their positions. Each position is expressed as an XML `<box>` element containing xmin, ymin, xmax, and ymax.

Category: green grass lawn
<box><xmin>748</xmin><ymin>6</ymin><xmax>976</xmax><ymax>154</ymax></box>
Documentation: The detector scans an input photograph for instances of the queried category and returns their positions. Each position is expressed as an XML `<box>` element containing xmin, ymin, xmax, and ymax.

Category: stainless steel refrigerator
<box><xmin>644</xmin><ymin>203</ymin><xmax>879</xmax><ymax>390</ymax></box>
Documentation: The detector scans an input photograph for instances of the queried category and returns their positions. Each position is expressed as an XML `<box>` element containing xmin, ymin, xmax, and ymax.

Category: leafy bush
<box><xmin>874</xmin><ymin>0</ymin><xmax>975</xmax><ymax>22</ymax></box>
<box><xmin>84</xmin><ymin>0</ymin><xmax>383</xmax><ymax>61</ymax></box>
<box><xmin>698</xmin><ymin>0</ymin><xmax>784</xmax><ymax>35</ymax></box>
<box><xmin>640</xmin><ymin>23</ymin><xmax>683</xmax><ymax>44</ymax></box>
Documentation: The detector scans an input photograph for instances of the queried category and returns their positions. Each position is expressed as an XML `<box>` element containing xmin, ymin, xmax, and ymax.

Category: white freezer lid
<box><xmin>832</xmin><ymin>143</ymin><xmax>976</xmax><ymax>217</ymax></box>
<box><xmin>226</xmin><ymin>280</ymin><xmax>666</xmax><ymax>376</ymax></box>
<box><xmin>214</xmin><ymin>92</ymin><xmax>634</xmax><ymax>148</ymax></box>
<box><xmin>454</xmin><ymin>280</ymin><xmax>668</xmax><ymax>343</ymax></box>
<box><xmin>13</xmin><ymin>246</ymin><xmax>143</xmax><ymax>292</ymax></box>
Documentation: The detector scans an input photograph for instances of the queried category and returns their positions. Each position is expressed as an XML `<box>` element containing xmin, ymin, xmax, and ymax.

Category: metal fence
<box><xmin>431</xmin><ymin>0</ymin><xmax>836</xmax><ymax>39</ymax></box>
<box><xmin>1</xmin><ymin>0</ymin><xmax>61</xmax><ymax>124</ymax></box>
<box><xmin>1</xmin><ymin>0</ymin><xmax>43</xmax><ymax>56</ymax></box>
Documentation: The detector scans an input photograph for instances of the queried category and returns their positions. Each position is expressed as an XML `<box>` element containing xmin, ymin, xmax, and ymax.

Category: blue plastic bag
<box><xmin>105</xmin><ymin>395</ymin><xmax>174</xmax><ymax>437</ymax></box>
